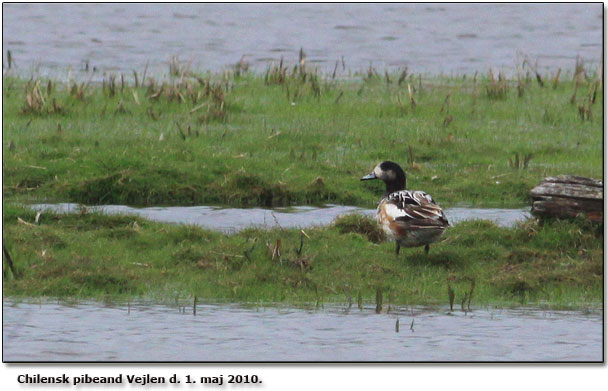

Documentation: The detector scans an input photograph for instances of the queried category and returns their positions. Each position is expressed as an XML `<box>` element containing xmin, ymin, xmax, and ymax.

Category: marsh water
<box><xmin>31</xmin><ymin>203</ymin><xmax>531</xmax><ymax>232</ymax></box>
<box><xmin>3</xmin><ymin>300</ymin><xmax>602</xmax><ymax>362</ymax></box>
<box><xmin>3</xmin><ymin>3</ymin><xmax>602</xmax><ymax>77</ymax></box>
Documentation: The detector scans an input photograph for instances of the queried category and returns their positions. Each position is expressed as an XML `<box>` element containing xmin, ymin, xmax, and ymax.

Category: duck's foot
<box><xmin>424</xmin><ymin>244</ymin><xmax>430</xmax><ymax>255</ymax></box>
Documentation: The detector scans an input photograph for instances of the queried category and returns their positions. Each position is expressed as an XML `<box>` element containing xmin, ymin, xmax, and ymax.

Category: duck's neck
<box><xmin>384</xmin><ymin>177</ymin><xmax>406</xmax><ymax>196</ymax></box>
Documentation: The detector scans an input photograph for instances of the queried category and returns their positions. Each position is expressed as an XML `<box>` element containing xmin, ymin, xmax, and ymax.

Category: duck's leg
<box><xmin>424</xmin><ymin>244</ymin><xmax>430</xmax><ymax>255</ymax></box>
<box><xmin>395</xmin><ymin>242</ymin><xmax>401</xmax><ymax>256</ymax></box>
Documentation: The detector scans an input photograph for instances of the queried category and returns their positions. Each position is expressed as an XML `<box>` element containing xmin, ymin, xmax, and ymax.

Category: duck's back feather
<box><xmin>386</xmin><ymin>190</ymin><xmax>448</xmax><ymax>224</ymax></box>
<box><xmin>378</xmin><ymin>190</ymin><xmax>449</xmax><ymax>247</ymax></box>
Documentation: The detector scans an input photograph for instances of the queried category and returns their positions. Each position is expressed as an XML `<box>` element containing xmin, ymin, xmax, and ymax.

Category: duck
<box><xmin>361</xmin><ymin>161</ymin><xmax>449</xmax><ymax>257</ymax></box>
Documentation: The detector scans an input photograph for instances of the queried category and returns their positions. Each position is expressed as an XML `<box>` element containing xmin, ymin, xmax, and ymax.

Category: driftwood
<box><xmin>530</xmin><ymin>175</ymin><xmax>603</xmax><ymax>222</ymax></box>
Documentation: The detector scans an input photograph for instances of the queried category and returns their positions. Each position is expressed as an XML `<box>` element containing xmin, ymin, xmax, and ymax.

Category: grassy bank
<box><xmin>2</xmin><ymin>205</ymin><xmax>602</xmax><ymax>308</ymax></box>
<box><xmin>2</xmin><ymin>64</ymin><xmax>603</xmax><ymax>307</ymax></box>
<box><xmin>2</xmin><ymin>64</ymin><xmax>603</xmax><ymax>208</ymax></box>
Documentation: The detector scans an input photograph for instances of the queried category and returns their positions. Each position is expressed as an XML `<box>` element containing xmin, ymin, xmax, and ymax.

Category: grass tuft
<box><xmin>332</xmin><ymin>214</ymin><xmax>385</xmax><ymax>243</ymax></box>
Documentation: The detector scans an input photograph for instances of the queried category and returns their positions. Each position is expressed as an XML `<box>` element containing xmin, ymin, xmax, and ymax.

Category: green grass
<box><xmin>2</xmin><ymin>205</ymin><xmax>602</xmax><ymax>308</ymax></box>
<box><xmin>2</xmin><ymin>69</ymin><xmax>602</xmax><ymax>208</ymax></box>
<box><xmin>2</xmin><ymin>67</ymin><xmax>603</xmax><ymax>307</ymax></box>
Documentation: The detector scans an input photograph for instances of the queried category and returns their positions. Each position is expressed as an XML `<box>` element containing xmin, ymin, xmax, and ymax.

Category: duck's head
<box><xmin>361</xmin><ymin>161</ymin><xmax>406</xmax><ymax>194</ymax></box>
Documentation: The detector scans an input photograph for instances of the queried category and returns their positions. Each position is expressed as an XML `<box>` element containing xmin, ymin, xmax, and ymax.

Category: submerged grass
<box><xmin>2</xmin><ymin>64</ymin><xmax>603</xmax><ymax>208</ymax></box>
<box><xmin>2</xmin><ymin>205</ymin><xmax>602</xmax><ymax>307</ymax></box>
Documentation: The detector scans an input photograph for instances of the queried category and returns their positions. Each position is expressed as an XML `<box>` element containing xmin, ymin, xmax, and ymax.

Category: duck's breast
<box><xmin>377</xmin><ymin>199</ymin><xmax>408</xmax><ymax>240</ymax></box>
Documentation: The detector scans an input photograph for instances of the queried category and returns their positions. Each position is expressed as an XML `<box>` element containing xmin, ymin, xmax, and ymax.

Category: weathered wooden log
<box><xmin>530</xmin><ymin>175</ymin><xmax>603</xmax><ymax>222</ymax></box>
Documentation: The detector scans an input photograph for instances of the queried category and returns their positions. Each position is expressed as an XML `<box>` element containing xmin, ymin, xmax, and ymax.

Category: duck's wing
<box><xmin>384</xmin><ymin>190</ymin><xmax>449</xmax><ymax>228</ymax></box>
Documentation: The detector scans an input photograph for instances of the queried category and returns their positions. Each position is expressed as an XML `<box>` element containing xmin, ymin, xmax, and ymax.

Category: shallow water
<box><xmin>2</xmin><ymin>300</ymin><xmax>602</xmax><ymax>362</ymax></box>
<box><xmin>31</xmin><ymin>203</ymin><xmax>531</xmax><ymax>232</ymax></box>
<box><xmin>2</xmin><ymin>3</ymin><xmax>602</xmax><ymax>76</ymax></box>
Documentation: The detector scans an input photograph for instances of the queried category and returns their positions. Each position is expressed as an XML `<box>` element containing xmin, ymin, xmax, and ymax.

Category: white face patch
<box><xmin>374</xmin><ymin>163</ymin><xmax>395</xmax><ymax>181</ymax></box>
<box><xmin>373</xmin><ymin>165</ymin><xmax>383</xmax><ymax>179</ymax></box>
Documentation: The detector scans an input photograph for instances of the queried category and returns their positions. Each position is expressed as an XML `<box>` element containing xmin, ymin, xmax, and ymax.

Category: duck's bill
<box><xmin>360</xmin><ymin>172</ymin><xmax>377</xmax><ymax>181</ymax></box>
